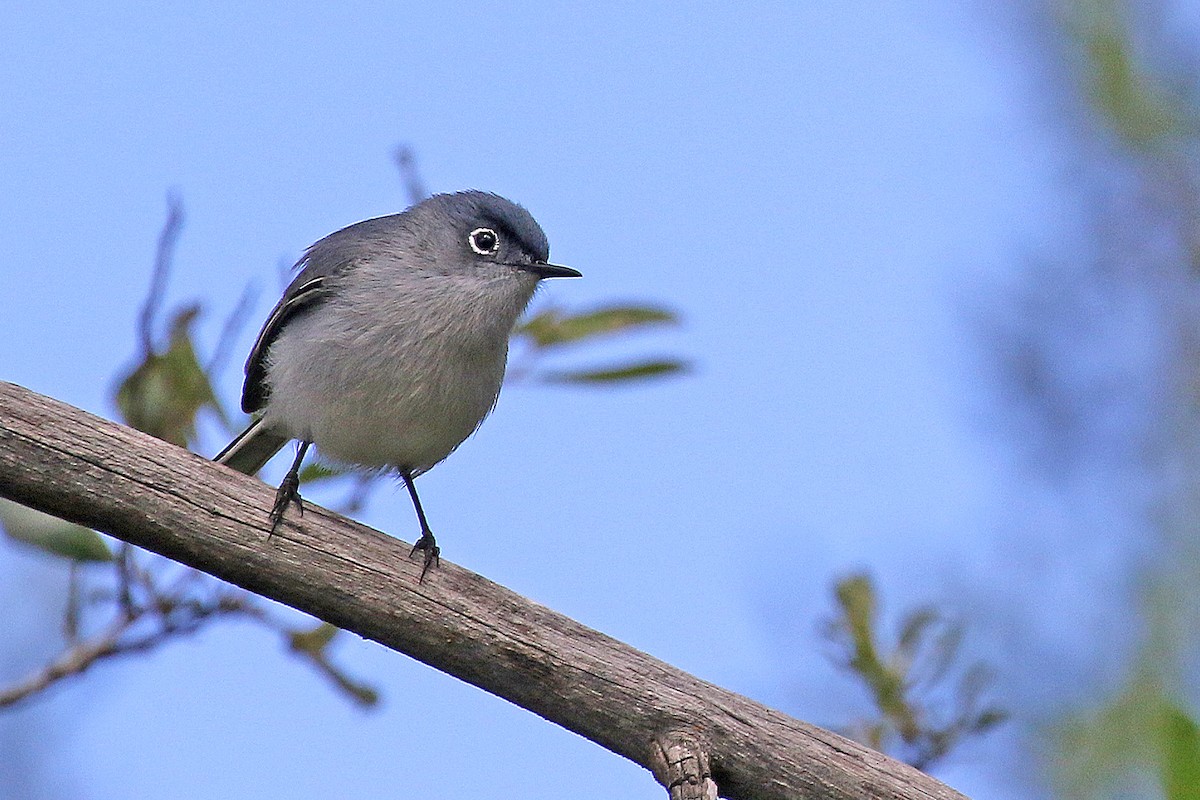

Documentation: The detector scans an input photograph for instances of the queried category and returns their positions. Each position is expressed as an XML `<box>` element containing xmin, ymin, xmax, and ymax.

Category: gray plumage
<box><xmin>214</xmin><ymin>191</ymin><xmax>580</xmax><ymax>576</ymax></box>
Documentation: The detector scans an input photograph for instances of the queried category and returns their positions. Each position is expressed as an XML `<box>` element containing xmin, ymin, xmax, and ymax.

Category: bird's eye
<box><xmin>468</xmin><ymin>228</ymin><xmax>500</xmax><ymax>255</ymax></box>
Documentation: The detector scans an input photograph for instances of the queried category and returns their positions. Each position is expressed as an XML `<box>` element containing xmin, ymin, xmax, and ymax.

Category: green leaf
<box><xmin>924</xmin><ymin>622</ymin><xmax>965</xmax><ymax>686</ymax></box>
<box><xmin>896</xmin><ymin>607</ymin><xmax>939</xmax><ymax>660</ymax></box>
<box><xmin>297</xmin><ymin>462</ymin><xmax>351</xmax><ymax>484</ymax></box>
<box><xmin>1160</xmin><ymin>706</ymin><xmax>1200</xmax><ymax>800</ymax></box>
<box><xmin>834</xmin><ymin>573</ymin><xmax>878</xmax><ymax>651</ymax></box>
<box><xmin>541</xmin><ymin>359</ymin><xmax>688</xmax><ymax>384</ymax></box>
<box><xmin>289</xmin><ymin>621</ymin><xmax>339</xmax><ymax>655</ymax></box>
<box><xmin>287</xmin><ymin>621</ymin><xmax>380</xmax><ymax>707</ymax></box>
<box><xmin>339</xmin><ymin>680</ymin><xmax>380</xmax><ymax>708</ymax></box>
<box><xmin>115</xmin><ymin>305</ymin><xmax>227</xmax><ymax>447</ymax></box>
<box><xmin>0</xmin><ymin>498</ymin><xmax>112</xmax><ymax>562</ymax></box>
<box><xmin>1073</xmin><ymin>5</ymin><xmax>1181</xmax><ymax>147</ymax></box>
<box><xmin>516</xmin><ymin>305</ymin><xmax>678</xmax><ymax>348</ymax></box>
<box><xmin>972</xmin><ymin>708</ymin><xmax>1008</xmax><ymax>733</ymax></box>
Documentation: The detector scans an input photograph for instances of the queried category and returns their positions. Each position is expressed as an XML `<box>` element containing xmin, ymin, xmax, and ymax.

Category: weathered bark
<box><xmin>0</xmin><ymin>381</ymin><xmax>968</xmax><ymax>800</ymax></box>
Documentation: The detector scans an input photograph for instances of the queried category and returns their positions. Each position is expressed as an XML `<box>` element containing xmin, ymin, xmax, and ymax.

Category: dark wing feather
<box><xmin>241</xmin><ymin>275</ymin><xmax>330</xmax><ymax>413</ymax></box>
<box><xmin>240</xmin><ymin>214</ymin><xmax>409</xmax><ymax>413</ymax></box>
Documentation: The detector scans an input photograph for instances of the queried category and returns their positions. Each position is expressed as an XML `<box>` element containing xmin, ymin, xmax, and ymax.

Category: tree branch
<box><xmin>0</xmin><ymin>382</ymin><xmax>968</xmax><ymax>800</ymax></box>
<box><xmin>0</xmin><ymin>616</ymin><xmax>128</xmax><ymax>705</ymax></box>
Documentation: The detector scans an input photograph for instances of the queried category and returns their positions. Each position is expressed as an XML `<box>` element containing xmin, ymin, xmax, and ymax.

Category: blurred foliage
<box><xmin>992</xmin><ymin>1</ymin><xmax>1200</xmax><ymax>798</ymax></box>
<box><xmin>296</xmin><ymin>460</ymin><xmax>350</xmax><ymax>484</ymax></box>
<box><xmin>1058</xmin><ymin>666</ymin><xmax>1200</xmax><ymax>800</ymax></box>
<box><xmin>115</xmin><ymin>305</ymin><xmax>225</xmax><ymax>448</ymax></box>
<box><xmin>517</xmin><ymin>305</ymin><xmax>676</xmax><ymax>348</ymax></box>
<box><xmin>115</xmin><ymin>195</ymin><xmax>227</xmax><ymax>447</ymax></box>
<box><xmin>1053</xmin><ymin>577</ymin><xmax>1200</xmax><ymax>800</ymax></box>
<box><xmin>289</xmin><ymin>622</ymin><xmax>379</xmax><ymax>707</ymax></box>
<box><xmin>511</xmin><ymin>304</ymin><xmax>688</xmax><ymax>384</ymax></box>
<box><xmin>0</xmin><ymin>498</ymin><xmax>111</xmax><ymax>563</ymax></box>
<box><xmin>1067</xmin><ymin>0</ymin><xmax>1185</xmax><ymax>147</ymax></box>
<box><xmin>821</xmin><ymin>573</ymin><xmax>1004</xmax><ymax>770</ymax></box>
<box><xmin>1160</xmin><ymin>707</ymin><xmax>1200</xmax><ymax>800</ymax></box>
<box><xmin>539</xmin><ymin>358</ymin><xmax>687</xmax><ymax>384</ymax></box>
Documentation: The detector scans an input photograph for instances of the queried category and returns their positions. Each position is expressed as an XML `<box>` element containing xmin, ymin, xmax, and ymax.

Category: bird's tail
<box><xmin>215</xmin><ymin>417</ymin><xmax>290</xmax><ymax>476</ymax></box>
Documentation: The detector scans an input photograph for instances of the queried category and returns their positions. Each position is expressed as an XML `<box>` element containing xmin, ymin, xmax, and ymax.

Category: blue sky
<box><xmin>1</xmin><ymin>3</ymin><xmax>1086</xmax><ymax>798</ymax></box>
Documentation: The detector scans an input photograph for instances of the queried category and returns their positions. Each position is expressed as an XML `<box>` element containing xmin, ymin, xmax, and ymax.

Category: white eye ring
<box><xmin>468</xmin><ymin>227</ymin><xmax>500</xmax><ymax>255</ymax></box>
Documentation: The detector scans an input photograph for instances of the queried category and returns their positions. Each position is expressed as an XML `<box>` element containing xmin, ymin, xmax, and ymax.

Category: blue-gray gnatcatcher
<box><xmin>215</xmin><ymin>191</ymin><xmax>581</xmax><ymax>579</ymax></box>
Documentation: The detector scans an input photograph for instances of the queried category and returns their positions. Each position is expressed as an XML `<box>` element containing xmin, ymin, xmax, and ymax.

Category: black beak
<box><xmin>521</xmin><ymin>261</ymin><xmax>582</xmax><ymax>279</ymax></box>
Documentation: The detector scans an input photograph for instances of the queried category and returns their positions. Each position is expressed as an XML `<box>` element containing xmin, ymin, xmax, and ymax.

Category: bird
<box><xmin>215</xmin><ymin>191</ymin><xmax>581</xmax><ymax>580</ymax></box>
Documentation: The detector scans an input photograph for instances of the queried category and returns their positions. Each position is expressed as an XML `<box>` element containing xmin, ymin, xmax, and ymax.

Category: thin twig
<box><xmin>207</xmin><ymin>282</ymin><xmax>258</xmax><ymax>377</ymax></box>
<box><xmin>392</xmin><ymin>145</ymin><xmax>428</xmax><ymax>205</ymax></box>
<box><xmin>0</xmin><ymin>617</ymin><xmax>131</xmax><ymax>707</ymax></box>
<box><xmin>63</xmin><ymin>562</ymin><xmax>80</xmax><ymax>643</ymax></box>
<box><xmin>0</xmin><ymin>549</ymin><xmax>371</xmax><ymax>710</ymax></box>
<box><xmin>138</xmin><ymin>194</ymin><xmax>185</xmax><ymax>355</ymax></box>
<box><xmin>115</xmin><ymin>542</ymin><xmax>135</xmax><ymax>618</ymax></box>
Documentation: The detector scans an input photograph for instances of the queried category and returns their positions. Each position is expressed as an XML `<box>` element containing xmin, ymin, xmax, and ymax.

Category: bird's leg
<box><xmin>402</xmin><ymin>470</ymin><xmax>440</xmax><ymax>582</ymax></box>
<box><xmin>269</xmin><ymin>441</ymin><xmax>311</xmax><ymax>535</ymax></box>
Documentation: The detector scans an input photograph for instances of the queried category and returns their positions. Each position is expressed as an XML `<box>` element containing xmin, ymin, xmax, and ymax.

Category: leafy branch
<box><xmin>510</xmin><ymin>304</ymin><xmax>688</xmax><ymax>384</ymax></box>
<box><xmin>820</xmin><ymin>573</ymin><xmax>1005</xmax><ymax>770</ymax></box>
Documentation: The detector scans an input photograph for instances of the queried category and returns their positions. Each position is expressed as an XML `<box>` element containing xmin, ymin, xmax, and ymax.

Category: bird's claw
<box><xmin>269</xmin><ymin>472</ymin><xmax>304</xmax><ymax>536</ymax></box>
<box><xmin>409</xmin><ymin>530</ymin><xmax>440</xmax><ymax>583</ymax></box>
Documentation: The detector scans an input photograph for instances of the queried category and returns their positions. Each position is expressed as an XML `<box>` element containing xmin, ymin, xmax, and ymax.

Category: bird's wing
<box><xmin>240</xmin><ymin>214</ymin><xmax>406</xmax><ymax>413</ymax></box>
<box><xmin>240</xmin><ymin>274</ymin><xmax>331</xmax><ymax>413</ymax></box>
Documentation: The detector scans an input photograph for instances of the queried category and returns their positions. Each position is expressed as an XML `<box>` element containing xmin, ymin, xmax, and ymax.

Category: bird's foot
<box><xmin>269</xmin><ymin>472</ymin><xmax>304</xmax><ymax>535</ymax></box>
<box><xmin>409</xmin><ymin>529</ymin><xmax>440</xmax><ymax>583</ymax></box>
